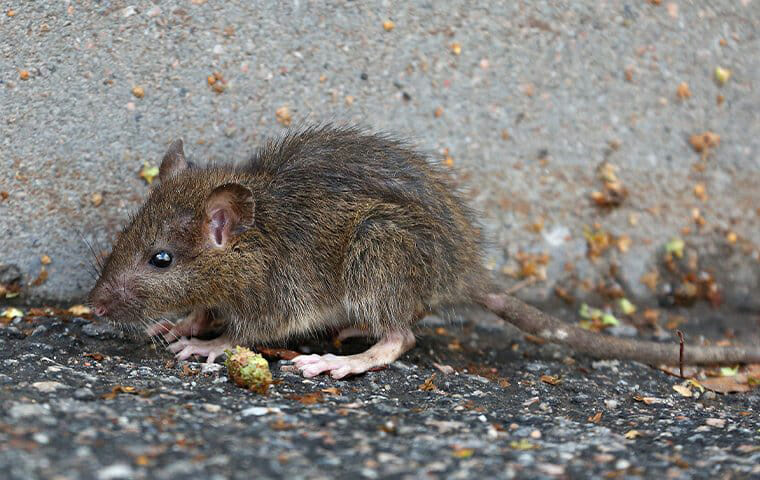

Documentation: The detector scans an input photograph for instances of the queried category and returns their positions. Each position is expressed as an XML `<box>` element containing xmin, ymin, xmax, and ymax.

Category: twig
<box><xmin>677</xmin><ymin>330</ymin><xmax>685</xmax><ymax>378</ymax></box>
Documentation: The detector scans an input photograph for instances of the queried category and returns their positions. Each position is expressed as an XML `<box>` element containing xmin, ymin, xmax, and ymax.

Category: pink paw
<box><xmin>292</xmin><ymin>353</ymin><xmax>369</xmax><ymax>379</ymax></box>
<box><xmin>168</xmin><ymin>336</ymin><xmax>232</xmax><ymax>363</ymax></box>
<box><xmin>145</xmin><ymin>319</ymin><xmax>174</xmax><ymax>338</ymax></box>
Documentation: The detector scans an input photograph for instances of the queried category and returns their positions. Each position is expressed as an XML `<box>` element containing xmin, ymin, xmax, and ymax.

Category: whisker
<box><xmin>77</xmin><ymin>230</ymin><xmax>104</xmax><ymax>275</ymax></box>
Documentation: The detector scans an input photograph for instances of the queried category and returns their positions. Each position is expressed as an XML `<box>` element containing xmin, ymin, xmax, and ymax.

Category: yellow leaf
<box><xmin>618</xmin><ymin>298</ymin><xmax>637</xmax><ymax>315</ymax></box>
<box><xmin>2</xmin><ymin>307</ymin><xmax>23</xmax><ymax>319</ymax></box>
<box><xmin>687</xmin><ymin>379</ymin><xmax>705</xmax><ymax>392</ymax></box>
<box><xmin>139</xmin><ymin>163</ymin><xmax>160</xmax><ymax>184</ymax></box>
<box><xmin>509</xmin><ymin>439</ymin><xmax>538</xmax><ymax>450</ymax></box>
<box><xmin>624</xmin><ymin>430</ymin><xmax>641</xmax><ymax>439</ymax></box>
<box><xmin>714</xmin><ymin>66</ymin><xmax>731</xmax><ymax>85</ymax></box>
<box><xmin>665</xmin><ymin>238</ymin><xmax>685</xmax><ymax>258</ymax></box>
<box><xmin>720</xmin><ymin>366</ymin><xmax>739</xmax><ymax>376</ymax></box>
<box><xmin>68</xmin><ymin>304</ymin><xmax>91</xmax><ymax>316</ymax></box>
<box><xmin>452</xmin><ymin>448</ymin><xmax>474</xmax><ymax>458</ymax></box>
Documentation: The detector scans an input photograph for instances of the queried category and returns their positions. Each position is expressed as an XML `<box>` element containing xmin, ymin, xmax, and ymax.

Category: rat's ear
<box><xmin>159</xmin><ymin>139</ymin><xmax>188</xmax><ymax>182</ymax></box>
<box><xmin>204</xmin><ymin>183</ymin><xmax>255</xmax><ymax>248</ymax></box>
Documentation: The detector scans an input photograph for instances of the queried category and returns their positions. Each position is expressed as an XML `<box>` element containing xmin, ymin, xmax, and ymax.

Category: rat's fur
<box><xmin>91</xmin><ymin>126</ymin><xmax>488</xmax><ymax>345</ymax></box>
<box><xmin>91</xmin><ymin>125</ymin><xmax>760</xmax><ymax>368</ymax></box>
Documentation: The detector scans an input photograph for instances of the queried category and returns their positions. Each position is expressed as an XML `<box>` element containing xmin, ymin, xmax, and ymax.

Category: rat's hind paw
<box><xmin>168</xmin><ymin>335</ymin><xmax>233</xmax><ymax>363</ymax></box>
<box><xmin>292</xmin><ymin>328</ymin><xmax>416</xmax><ymax>379</ymax></box>
<box><xmin>292</xmin><ymin>353</ymin><xmax>372</xmax><ymax>379</ymax></box>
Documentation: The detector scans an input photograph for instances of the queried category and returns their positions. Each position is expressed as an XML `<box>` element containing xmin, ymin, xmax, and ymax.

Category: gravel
<box><xmin>0</xmin><ymin>309</ymin><xmax>758</xmax><ymax>479</ymax></box>
<box><xmin>1</xmin><ymin>1</ymin><xmax>759</xmax><ymax>307</ymax></box>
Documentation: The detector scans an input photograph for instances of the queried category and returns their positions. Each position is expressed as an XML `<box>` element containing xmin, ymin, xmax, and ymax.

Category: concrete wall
<box><xmin>1</xmin><ymin>1</ymin><xmax>758</xmax><ymax>310</ymax></box>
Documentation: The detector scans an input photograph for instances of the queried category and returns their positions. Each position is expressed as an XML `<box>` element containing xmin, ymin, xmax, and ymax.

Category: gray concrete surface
<box><xmin>1</xmin><ymin>1</ymin><xmax>759</xmax><ymax>307</ymax></box>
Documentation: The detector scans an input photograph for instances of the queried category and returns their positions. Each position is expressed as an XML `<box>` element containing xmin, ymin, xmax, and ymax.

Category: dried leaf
<box><xmin>419</xmin><ymin>373</ymin><xmax>437</xmax><ymax>391</ymax></box>
<box><xmin>672</xmin><ymin>384</ymin><xmax>692</xmax><ymax>397</ymax></box>
<box><xmin>540</xmin><ymin>375</ymin><xmax>561</xmax><ymax>386</ymax></box>
<box><xmin>689</xmin><ymin>132</ymin><xmax>720</xmax><ymax>153</ymax></box>
<box><xmin>275</xmin><ymin>106</ymin><xmax>292</xmax><ymax>126</ymax></box>
<box><xmin>633</xmin><ymin>395</ymin><xmax>663</xmax><ymax>405</ymax></box>
<box><xmin>624</xmin><ymin>430</ymin><xmax>642</xmax><ymax>439</ymax></box>
<box><xmin>256</xmin><ymin>347</ymin><xmax>300</xmax><ymax>360</ymax></box>
<box><xmin>699</xmin><ymin>376</ymin><xmax>750</xmax><ymax>394</ymax></box>
<box><xmin>676</xmin><ymin>82</ymin><xmax>691</xmax><ymax>99</ymax></box>
<box><xmin>288</xmin><ymin>392</ymin><xmax>324</xmax><ymax>405</ymax></box>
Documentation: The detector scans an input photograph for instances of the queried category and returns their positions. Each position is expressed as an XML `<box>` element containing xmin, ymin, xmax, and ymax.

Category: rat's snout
<box><xmin>90</xmin><ymin>290</ymin><xmax>118</xmax><ymax>318</ymax></box>
<box><xmin>89</xmin><ymin>279</ymin><xmax>134</xmax><ymax>319</ymax></box>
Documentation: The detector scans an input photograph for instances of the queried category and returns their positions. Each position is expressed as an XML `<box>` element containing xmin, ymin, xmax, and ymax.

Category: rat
<box><xmin>89</xmin><ymin>126</ymin><xmax>760</xmax><ymax>378</ymax></box>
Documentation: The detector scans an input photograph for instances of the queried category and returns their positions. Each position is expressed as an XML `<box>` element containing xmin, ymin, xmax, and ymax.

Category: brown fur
<box><xmin>90</xmin><ymin>126</ymin><xmax>488</xmax><ymax>345</ymax></box>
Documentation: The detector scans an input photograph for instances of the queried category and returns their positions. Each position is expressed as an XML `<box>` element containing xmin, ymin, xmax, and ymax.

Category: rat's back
<box><xmin>244</xmin><ymin>126</ymin><xmax>488</xmax><ymax>337</ymax></box>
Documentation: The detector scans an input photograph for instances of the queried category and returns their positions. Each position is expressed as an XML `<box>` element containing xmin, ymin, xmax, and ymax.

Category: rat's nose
<box><xmin>93</xmin><ymin>305</ymin><xmax>108</xmax><ymax>317</ymax></box>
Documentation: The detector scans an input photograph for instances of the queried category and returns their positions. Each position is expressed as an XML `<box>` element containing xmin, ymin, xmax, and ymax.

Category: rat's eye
<box><xmin>149</xmin><ymin>251</ymin><xmax>173</xmax><ymax>268</ymax></box>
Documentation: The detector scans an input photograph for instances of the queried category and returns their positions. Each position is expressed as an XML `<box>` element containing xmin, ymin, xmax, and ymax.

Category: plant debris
<box><xmin>139</xmin><ymin>163</ymin><xmax>160</xmax><ymax>184</ymax></box>
<box><xmin>275</xmin><ymin>106</ymin><xmax>292</xmax><ymax>126</ymax></box>
<box><xmin>224</xmin><ymin>346</ymin><xmax>272</xmax><ymax>394</ymax></box>
<box><xmin>714</xmin><ymin>67</ymin><xmax>731</xmax><ymax>86</ymax></box>
<box><xmin>590</xmin><ymin>162</ymin><xmax>628</xmax><ymax>208</ymax></box>
<box><xmin>689</xmin><ymin>131</ymin><xmax>720</xmax><ymax>154</ymax></box>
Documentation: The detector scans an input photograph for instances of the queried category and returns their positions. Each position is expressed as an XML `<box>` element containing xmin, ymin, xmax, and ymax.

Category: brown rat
<box><xmin>89</xmin><ymin>126</ymin><xmax>760</xmax><ymax>378</ymax></box>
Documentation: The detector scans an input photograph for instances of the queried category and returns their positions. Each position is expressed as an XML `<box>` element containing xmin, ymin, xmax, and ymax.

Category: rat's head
<box><xmin>89</xmin><ymin>140</ymin><xmax>256</xmax><ymax>327</ymax></box>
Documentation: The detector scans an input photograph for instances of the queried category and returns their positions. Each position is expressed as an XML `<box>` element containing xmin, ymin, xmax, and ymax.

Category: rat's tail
<box><xmin>476</xmin><ymin>292</ymin><xmax>760</xmax><ymax>365</ymax></box>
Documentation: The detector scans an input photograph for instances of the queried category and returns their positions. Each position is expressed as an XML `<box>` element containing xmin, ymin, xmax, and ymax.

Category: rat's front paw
<box><xmin>168</xmin><ymin>335</ymin><xmax>233</xmax><ymax>363</ymax></box>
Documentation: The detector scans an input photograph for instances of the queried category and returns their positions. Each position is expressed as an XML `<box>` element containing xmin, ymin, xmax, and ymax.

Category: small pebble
<box><xmin>31</xmin><ymin>325</ymin><xmax>48</xmax><ymax>336</ymax></box>
<box><xmin>74</xmin><ymin>387</ymin><xmax>96</xmax><ymax>401</ymax></box>
<box><xmin>32</xmin><ymin>381</ymin><xmax>68</xmax><ymax>393</ymax></box>
<box><xmin>98</xmin><ymin>463</ymin><xmax>134</xmax><ymax>480</ymax></box>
